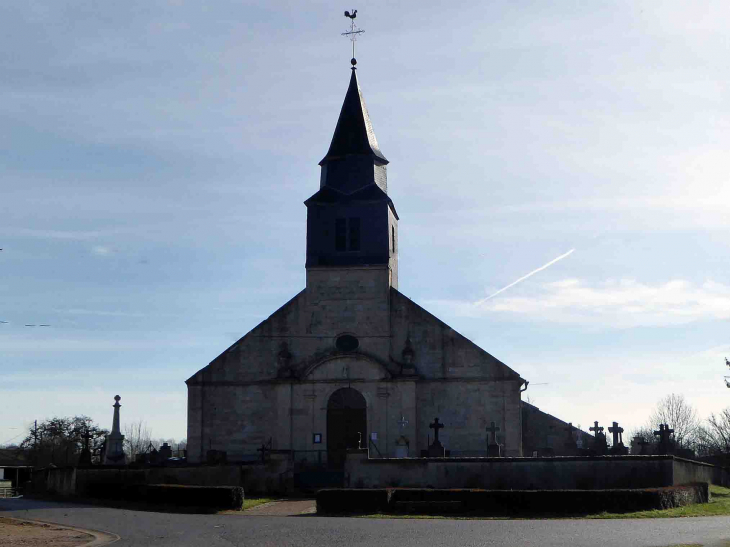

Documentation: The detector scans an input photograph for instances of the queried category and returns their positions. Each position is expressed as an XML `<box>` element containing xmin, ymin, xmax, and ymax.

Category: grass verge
<box><xmin>585</xmin><ymin>485</ymin><xmax>730</xmax><ymax>519</ymax></box>
<box><xmin>243</xmin><ymin>498</ymin><xmax>276</xmax><ymax>511</ymax></box>
<box><xmin>356</xmin><ymin>485</ymin><xmax>730</xmax><ymax>520</ymax></box>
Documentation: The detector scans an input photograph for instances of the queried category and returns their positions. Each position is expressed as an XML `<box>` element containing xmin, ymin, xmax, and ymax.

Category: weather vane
<box><xmin>342</xmin><ymin>10</ymin><xmax>364</xmax><ymax>67</ymax></box>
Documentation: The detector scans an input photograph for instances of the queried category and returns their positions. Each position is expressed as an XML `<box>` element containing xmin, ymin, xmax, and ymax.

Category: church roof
<box><xmin>319</xmin><ymin>69</ymin><xmax>388</xmax><ymax>166</ymax></box>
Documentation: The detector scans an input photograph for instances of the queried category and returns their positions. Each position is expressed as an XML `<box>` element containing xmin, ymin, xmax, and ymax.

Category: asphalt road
<box><xmin>2</xmin><ymin>498</ymin><xmax>730</xmax><ymax>547</ymax></box>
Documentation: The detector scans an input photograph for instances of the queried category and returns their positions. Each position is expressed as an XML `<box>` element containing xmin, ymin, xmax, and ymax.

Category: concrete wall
<box><xmin>344</xmin><ymin>453</ymin><xmax>727</xmax><ymax>490</ymax></box>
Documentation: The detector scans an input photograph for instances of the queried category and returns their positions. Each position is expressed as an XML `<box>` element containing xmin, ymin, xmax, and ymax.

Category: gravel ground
<box><xmin>0</xmin><ymin>516</ymin><xmax>94</xmax><ymax>546</ymax></box>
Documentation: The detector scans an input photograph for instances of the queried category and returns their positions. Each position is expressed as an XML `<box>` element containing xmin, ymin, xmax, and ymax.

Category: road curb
<box><xmin>2</xmin><ymin>516</ymin><xmax>120</xmax><ymax>546</ymax></box>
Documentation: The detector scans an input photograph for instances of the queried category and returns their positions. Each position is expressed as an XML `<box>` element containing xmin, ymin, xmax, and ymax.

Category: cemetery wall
<box><xmin>673</xmin><ymin>457</ymin><xmax>730</xmax><ymax>487</ymax></box>
<box><xmin>344</xmin><ymin>453</ymin><xmax>723</xmax><ymax>490</ymax></box>
<box><xmin>36</xmin><ymin>458</ymin><xmax>291</xmax><ymax>498</ymax></box>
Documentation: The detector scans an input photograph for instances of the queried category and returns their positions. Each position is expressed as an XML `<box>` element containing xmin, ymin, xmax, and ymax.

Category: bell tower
<box><xmin>304</xmin><ymin>66</ymin><xmax>399</xmax><ymax>288</ymax></box>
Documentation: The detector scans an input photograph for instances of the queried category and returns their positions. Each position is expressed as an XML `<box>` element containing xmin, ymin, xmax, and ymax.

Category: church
<box><xmin>186</xmin><ymin>61</ymin><xmax>530</xmax><ymax>464</ymax></box>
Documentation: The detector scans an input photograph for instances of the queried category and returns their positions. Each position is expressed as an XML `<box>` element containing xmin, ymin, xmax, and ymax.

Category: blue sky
<box><xmin>2</xmin><ymin>1</ymin><xmax>729</xmax><ymax>446</ymax></box>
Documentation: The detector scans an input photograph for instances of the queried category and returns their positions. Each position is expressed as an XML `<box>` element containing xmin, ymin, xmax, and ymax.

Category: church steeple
<box><xmin>320</xmin><ymin>69</ymin><xmax>388</xmax><ymax>166</ymax></box>
<box><xmin>305</xmin><ymin>67</ymin><xmax>399</xmax><ymax>288</ymax></box>
<box><xmin>318</xmin><ymin>69</ymin><xmax>389</xmax><ymax>194</ymax></box>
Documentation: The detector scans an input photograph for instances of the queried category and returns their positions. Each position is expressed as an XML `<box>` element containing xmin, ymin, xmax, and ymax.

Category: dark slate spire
<box><xmin>317</xmin><ymin>69</ymin><xmax>389</xmax><ymax>195</ymax></box>
<box><xmin>320</xmin><ymin>69</ymin><xmax>388</xmax><ymax>166</ymax></box>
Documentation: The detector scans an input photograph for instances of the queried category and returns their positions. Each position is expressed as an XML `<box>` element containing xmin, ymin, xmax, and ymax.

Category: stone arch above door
<box><xmin>303</xmin><ymin>354</ymin><xmax>391</xmax><ymax>381</ymax></box>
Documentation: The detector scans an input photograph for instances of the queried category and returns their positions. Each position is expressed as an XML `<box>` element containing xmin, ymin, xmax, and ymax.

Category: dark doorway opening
<box><xmin>327</xmin><ymin>387</ymin><xmax>366</xmax><ymax>469</ymax></box>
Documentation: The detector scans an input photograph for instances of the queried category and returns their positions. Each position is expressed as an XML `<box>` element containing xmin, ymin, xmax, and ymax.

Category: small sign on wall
<box><xmin>313</xmin><ymin>433</ymin><xmax>322</xmax><ymax>444</ymax></box>
<box><xmin>370</xmin><ymin>432</ymin><xmax>377</xmax><ymax>441</ymax></box>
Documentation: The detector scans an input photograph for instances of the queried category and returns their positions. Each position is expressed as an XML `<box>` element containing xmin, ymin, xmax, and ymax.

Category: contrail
<box><xmin>474</xmin><ymin>249</ymin><xmax>575</xmax><ymax>307</ymax></box>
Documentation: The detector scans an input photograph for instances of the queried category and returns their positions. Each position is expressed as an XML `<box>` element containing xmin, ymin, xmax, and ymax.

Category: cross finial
<box><xmin>342</xmin><ymin>9</ymin><xmax>364</xmax><ymax>68</ymax></box>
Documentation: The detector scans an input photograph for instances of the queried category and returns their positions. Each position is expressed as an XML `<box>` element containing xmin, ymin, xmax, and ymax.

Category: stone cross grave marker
<box><xmin>608</xmin><ymin>422</ymin><xmax>624</xmax><ymax>446</ymax></box>
<box><xmin>486</xmin><ymin>421</ymin><xmax>501</xmax><ymax>457</ymax></box>
<box><xmin>654</xmin><ymin>423</ymin><xmax>674</xmax><ymax>454</ymax></box>
<box><xmin>589</xmin><ymin>421</ymin><xmax>604</xmax><ymax>437</ymax></box>
<box><xmin>485</xmin><ymin>421</ymin><xmax>500</xmax><ymax>444</ymax></box>
<box><xmin>79</xmin><ymin>428</ymin><xmax>93</xmax><ymax>466</ymax></box>
<box><xmin>257</xmin><ymin>443</ymin><xmax>268</xmax><ymax>463</ymax></box>
<box><xmin>563</xmin><ymin>422</ymin><xmax>577</xmax><ymax>454</ymax></box>
<box><xmin>590</xmin><ymin>420</ymin><xmax>607</xmax><ymax>455</ymax></box>
<box><xmin>426</xmin><ymin>417</ymin><xmax>446</xmax><ymax>457</ymax></box>
<box><xmin>395</xmin><ymin>416</ymin><xmax>410</xmax><ymax>457</ymax></box>
<box><xmin>430</xmin><ymin>418</ymin><xmax>444</xmax><ymax>444</ymax></box>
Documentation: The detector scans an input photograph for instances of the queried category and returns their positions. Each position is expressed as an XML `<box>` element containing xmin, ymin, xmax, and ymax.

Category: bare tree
<box><xmin>696</xmin><ymin>408</ymin><xmax>730</xmax><ymax>458</ymax></box>
<box><xmin>123</xmin><ymin>420</ymin><xmax>152</xmax><ymax>462</ymax></box>
<box><xmin>648</xmin><ymin>393</ymin><xmax>699</xmax><ymax>449</ymax></box>
<box><xmin>628</xmin><ymin>425</ymin><xmax>655</xmax><ymax>444</ymax></box>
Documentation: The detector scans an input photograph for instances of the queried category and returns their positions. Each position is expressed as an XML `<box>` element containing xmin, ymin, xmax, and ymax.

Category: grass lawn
<box><xmin>361</xmin><ymin>485</ymin><xmax>730</xmax><ymax>520</ymax></box>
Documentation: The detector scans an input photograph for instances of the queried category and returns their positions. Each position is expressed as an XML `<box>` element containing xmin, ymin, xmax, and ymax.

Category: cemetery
<box><xmin>26</xmin><ymin>395</ymin><xmax>730</xmax><ymax>516</ymax></box>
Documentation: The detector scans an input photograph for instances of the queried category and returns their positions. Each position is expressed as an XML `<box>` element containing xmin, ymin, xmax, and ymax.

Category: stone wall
<box><xmin>344</xmin><ymin>453</ymin><xmax>726</xmax><ymax>490</ymax></box>
<box><xmin>673</xmin><ymin>457</ymin><xmax>730</xmax><ymax>487</ymax></box>
<box><xmin>35</xmin><ymin>457</ymin><xmax>291</xmax><ymax>498</ymax></box>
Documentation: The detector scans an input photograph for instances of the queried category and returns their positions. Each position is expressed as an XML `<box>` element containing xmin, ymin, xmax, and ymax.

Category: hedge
<box><xmin>82</xmin><ymin>482</ymin><xmax>244</xmax><ymax>510</ymax></box>
<box><xmin>140</xmin><ymin>485</ymin><xmax>245</xmax><ymax>510</ymax></box>
<box><xmin>316</xmin><ymin>483</ymin><xmax>709</xmax><ymax>515</ymax></box>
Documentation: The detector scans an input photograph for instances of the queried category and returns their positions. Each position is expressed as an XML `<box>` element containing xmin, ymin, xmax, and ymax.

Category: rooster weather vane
<box><xmin>342</xmin><ymin>9</ymin><xmax>364</xmax><ymax>67</ymax></box>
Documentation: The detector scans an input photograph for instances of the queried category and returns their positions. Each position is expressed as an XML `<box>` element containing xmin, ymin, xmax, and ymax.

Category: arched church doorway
<box><xmin>327</xmin><ymin>387</ymin><xmax>366</xmax><ymax>468</ymax></box>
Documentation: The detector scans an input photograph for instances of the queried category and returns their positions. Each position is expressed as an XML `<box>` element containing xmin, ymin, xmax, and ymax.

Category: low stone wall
<box><xmin>345</xmin><ymin>454</ymin><xmax>725</xmax><ymax>490</ymax></box>
<box><xmin>34</xmin><ymin>454</ymin><xmax>291</xmax><ymax>498</ymax></box>
<box><xmin>317</xmin><ymin>484</ymin><xmax>710</xmax><ymax>515</ymax></box>
<box><xmin>673</xmin><ymin>457</ymin><xmax>730</xmax><ymax>487</ymax></box>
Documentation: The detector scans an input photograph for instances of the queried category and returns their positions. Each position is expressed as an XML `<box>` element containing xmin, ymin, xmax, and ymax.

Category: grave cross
<box><xmin>81</xmin><ymin>428</ymin><xmax>92</xmax><ymax>451</ymax></box>
<box><xmin>257</xmin><ymin>443</ymin><xmax>268</xmax><ymax>463</ymax></box>
<box><xmin>589</xmin><ymin>421</ymin><xmax>604</xmax><ymax>437</ymax></box>
<box><xmin>429</xmin><ymin>418</ymin><xmax>444</xmax><ymax>443</ymax></box>
<box><xmin>608</xmin><ymin>421</ymin><xmax>624</xmax><ymax>446</ymax></box>
<box><xmin>485</xmin><ymin>421</ymin><xmax>500</xmax><ymax>444</ymax></box>
<box><xmin>654</xmin><ymin>423</ymin><xmax>674</xmax><ymax>444</ymax></box>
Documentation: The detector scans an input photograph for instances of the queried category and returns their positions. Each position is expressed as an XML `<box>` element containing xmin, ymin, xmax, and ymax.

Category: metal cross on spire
<box><xmin>342</xmin><ymin>9</ymin><xmax>364</xmax><ymax>67</ymax></box>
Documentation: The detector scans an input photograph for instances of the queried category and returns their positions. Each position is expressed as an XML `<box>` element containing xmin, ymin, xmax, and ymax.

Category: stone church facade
<box><xmin>186</xmin><ymin>66</ymin><xmax>528</xmax><ymax>464</ymax></box>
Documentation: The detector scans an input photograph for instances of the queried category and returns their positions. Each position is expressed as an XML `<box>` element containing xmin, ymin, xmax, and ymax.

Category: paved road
<box><xmin>2</xmin><ymin>498</ymin><xmax>730</xmax><ymax>547</ymax></box>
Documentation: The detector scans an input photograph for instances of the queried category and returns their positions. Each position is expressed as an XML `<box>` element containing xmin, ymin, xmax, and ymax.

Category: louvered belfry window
<box><xmin>335</xmin><ymin>217</ymin><xmax>360</xmax><ymax>252</ymax></box>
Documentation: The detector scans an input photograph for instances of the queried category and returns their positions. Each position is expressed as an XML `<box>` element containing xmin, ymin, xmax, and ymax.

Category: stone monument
<box><xmin>486</xmin><ymin>421</ymin><xmax>502</xmax><ymax>457</ymax></box>
<box><xmin>78</xmin><ymin>428</ymin><xmax>93</xmax><ymax>466</ymax></box>
<box><xmin>654</xmin><ymin>423</ymin><xmax>675</xmax><ymax>455</ymax></box>
<box><xmin>563</xmin><ymin>422</ymin><xmax>578</xmax><ymax>456</ymax></box>
<box><xmin>608</xmin><ymin>421</ymin><xmax>628</xmax><ymax>455</ymax></box>
<box><xmin>102</xmin><ymin>395</ymin><xmax>127</xmax><ymax>465</ymax></box>
<box><xmin>590</xmin><ymin>421</ymin><xmax>608</xmax><ymax>455</ymax></box>
<box><xmin>395</xmin><ymin>416</ymin><xmax>409</xmax><ymax>458</ymax></box>
<box><xmin>426</xmin><ymin>417</ymin><xmax>446</xmax><ymax>457</ymax></box>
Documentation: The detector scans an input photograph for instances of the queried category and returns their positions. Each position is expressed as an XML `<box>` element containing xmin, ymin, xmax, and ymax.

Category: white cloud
<box><xmin>425</xmin><ymin>279</ymin><xmax>730</xmax><ymax>328</ymax></box>
<box><xmin>91</xmin><ymin>245</ymin><xmax>112</xmax><ymax>256</ymax></box>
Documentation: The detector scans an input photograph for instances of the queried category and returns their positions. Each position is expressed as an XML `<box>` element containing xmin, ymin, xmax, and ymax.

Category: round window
<box><xmin>335</xmin><ymin>334</ymin><xmax>359</xmax><ymax>352</ymax></box>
